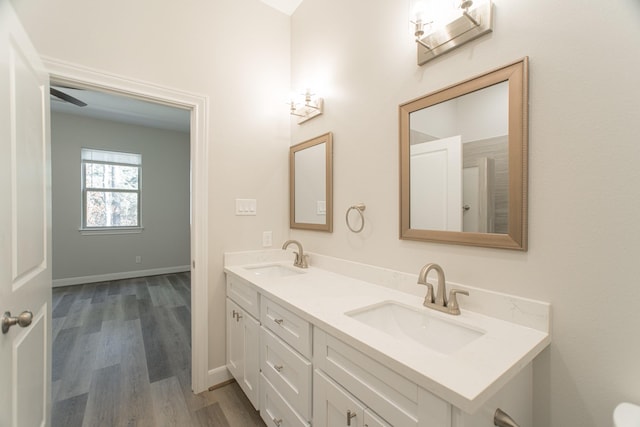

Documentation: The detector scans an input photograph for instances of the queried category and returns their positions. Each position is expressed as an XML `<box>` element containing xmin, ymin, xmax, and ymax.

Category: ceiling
<box><xmin>50</xmin><ymin>86</ymin><xmax>191</xmax><ymax>133</ymax></box>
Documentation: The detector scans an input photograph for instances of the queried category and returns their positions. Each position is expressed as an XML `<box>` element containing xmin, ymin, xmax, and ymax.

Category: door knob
<box><xmin>2</xmin><ymin>311</ymin><xmax>33</xmax><ymax>334</ymax></box>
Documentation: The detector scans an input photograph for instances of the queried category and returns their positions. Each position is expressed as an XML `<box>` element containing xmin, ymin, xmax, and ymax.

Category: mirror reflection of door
<box><xmin>463</xmin><ymin>157</ymin><xmax>495</xmax><ymax>233</ymax></box>
<box><xmin>410</xmin><ymin>135</ymin><xmax>462</xmax><ymax>231</ymax></box>
<box><xmin>409</xmin><ymin>81</ymin><xmax>509</xmax><ymax>234</ymax></box>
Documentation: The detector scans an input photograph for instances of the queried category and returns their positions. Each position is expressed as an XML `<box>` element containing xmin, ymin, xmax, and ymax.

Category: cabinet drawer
<box><xmin>261</xmin><ymin>327</ymin><xmax>312</xmax><ymax>419</ymax></box>
<box><xmin>226</xmin><ymin>273</ymin><xmax>259</xmax><ymax>318</ymax></box>
<box><xmin>261</xmin><ymin>297</ymin><xmax>312</xmax><ymax>359</ymax></box>
<box><xmin>314</xmin><ymin>329</ymin><xmax>451</xmax><ymax>427</ymax></box>
<box><xmin>260</xmin><ymin>374</ymin><xmax>309</xmax><ymax>427</ymax></box>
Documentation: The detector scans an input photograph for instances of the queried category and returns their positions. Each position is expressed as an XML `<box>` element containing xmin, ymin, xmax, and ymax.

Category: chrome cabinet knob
<box><xmin>2</xmin><ymin>311</ymin><xmax>33</xmax><ymax>334</ymax></box>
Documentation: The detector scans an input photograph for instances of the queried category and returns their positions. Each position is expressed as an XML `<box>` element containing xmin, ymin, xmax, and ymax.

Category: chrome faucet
<box><xmin>417</xmin><ymin>263</ymin><xmax>468</xmax><ymax>315</ymax></box>
<box><xmin>281</xmin><ymin>240</ymin><xmax>309</xmax><ymax>269</ymax></box>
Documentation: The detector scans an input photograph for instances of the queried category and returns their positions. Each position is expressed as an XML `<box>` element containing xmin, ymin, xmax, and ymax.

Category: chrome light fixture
<box><xmin>289</xmin><ymin>89</ymin><xmax>324</xmax><ymax>124</ymax></box>
<box><xmin>411</xmin><ymin>0</ymin><xmax>493</xmax><ymax>66</ymax></box>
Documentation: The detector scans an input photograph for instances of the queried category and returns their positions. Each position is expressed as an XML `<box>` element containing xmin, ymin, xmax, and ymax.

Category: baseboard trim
<box><xmin>52</xmin><ymin>265</ymin><xmax>191</xmax><ymax>287</ymax></box>
<box><xmin>208</xmin><ymin>378</ymin><xmax>235</xmax><ymax>391</ymax></box>
<box><xmin>207</xmin><ymin>365</ymin><xmax>233</xmax><ymax>389</ymax></box>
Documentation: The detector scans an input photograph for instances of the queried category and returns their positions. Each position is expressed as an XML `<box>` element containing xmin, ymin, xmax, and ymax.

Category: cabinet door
<box><xmin>226</xmin><ymin>298</ymin><xmax>243</xmax><ymax>381</ymax></box>
<box><xmin>227</xmin><ymin>297</ymin><xmax>261</xmax><ymax>410</ymax></box>
<box><xmin>364</xmin><ymin>409</ymin><xmax>392</xmax><ymax>427</ymax></box>
<box><xmin>242</xmin><ymin>312</ymin><xmax>260</xmax><ymax>409</ymax></box>
<box><xmin>314</xmin><ymin>370</ymin><xmax>365</xmax><ymax>427</ymax></box>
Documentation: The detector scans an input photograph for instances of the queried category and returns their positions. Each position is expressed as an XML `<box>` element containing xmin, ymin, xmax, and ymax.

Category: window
<box><xmin>81</xmin><ymin>148</ymin><xmax>141</xmax><ymax>229</ymax></box>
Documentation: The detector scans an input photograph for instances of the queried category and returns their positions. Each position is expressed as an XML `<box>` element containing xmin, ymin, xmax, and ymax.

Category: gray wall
<box><xmin>51</xmin><ymin>111</ymin><xmax>190</xmax><ymax>282</ymax></box>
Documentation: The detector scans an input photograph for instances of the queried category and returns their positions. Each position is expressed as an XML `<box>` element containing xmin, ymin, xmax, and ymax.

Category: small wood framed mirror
<box><xmin>400</xmin><ymin>58</ymin><xmax>528</xmax><ymax>250</ymax></box>
<box><xmin>289</xmin><ymin>132</ymin><xmax>333</xmax><ymax>232</ymax></box>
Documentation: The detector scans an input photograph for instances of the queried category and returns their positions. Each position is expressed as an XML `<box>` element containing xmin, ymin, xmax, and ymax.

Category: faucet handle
<box><xmin>293</xmin><ymin>252</ymin><xmax>309</xmax><ymax>268</ymax></box>
<box><xmin>419</xmin><ymin>281</ymin><xmax>435</xmax><ymax>306</ymax></box>
<box><xmin>447</xmin><ymin>289</ymin><xmax>469</xmax><ymax>315</ymax></box>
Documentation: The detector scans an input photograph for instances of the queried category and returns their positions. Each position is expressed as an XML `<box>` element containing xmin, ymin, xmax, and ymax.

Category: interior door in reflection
<box><xmin>410</xmin><ymin>135</ymin><xmax>462</xmax><ymax>231</ymax></box>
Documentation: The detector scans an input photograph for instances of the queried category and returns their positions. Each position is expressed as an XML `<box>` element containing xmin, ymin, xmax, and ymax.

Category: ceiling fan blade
<box><xmin>50</xmin><ymin>87</ymin><xmax>87</xmax><ymax>107</ymax></box>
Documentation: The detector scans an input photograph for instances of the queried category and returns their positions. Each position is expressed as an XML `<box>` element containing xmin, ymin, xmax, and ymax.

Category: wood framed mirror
<box><xmin>400</xmin><ymin>58</ymin><xmax>528</xmax><ymax>250</ymax></box>
<box><xmin>290</xmin><ymin>132</ymin><xmax>333</xmax><ymax>232</ymax></box>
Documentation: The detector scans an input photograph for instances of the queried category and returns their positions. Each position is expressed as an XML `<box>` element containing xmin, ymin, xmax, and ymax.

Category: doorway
<box><xmin>45</xmin><ymin>57</ymin><xmax>210</xmax><ymax>395</ymax></box>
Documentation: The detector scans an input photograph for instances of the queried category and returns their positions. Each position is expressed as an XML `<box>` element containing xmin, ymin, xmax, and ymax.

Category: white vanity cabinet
<box><xmin>224</xmin><ymin>258</ymin><xmax>544</xmax><ymax>427</ymax></box>
<box><xmin>259</xmin><ymin>296</ymin><xmax>313</xmax><ymax>426</ymax></box>
<box><xmin>225</xmin><ymin>275</ymin><xmax>261</xmax><ymax>409</ymax></box>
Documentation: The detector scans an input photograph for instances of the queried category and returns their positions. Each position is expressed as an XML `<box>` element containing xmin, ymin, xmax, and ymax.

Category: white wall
<box><xmin>50</xmin><ymin>111</ymin><xmax>190</xmax><ymax>282</ymax></box>
<box><xmin>290</xmin><ymin>1</ymin><xmax>640</xmax><ymax>426</ymax></box>
<box><xmin>12</xmin><ymin>0</ymin><xmax>291</xmax><ymax>371</ymax></box>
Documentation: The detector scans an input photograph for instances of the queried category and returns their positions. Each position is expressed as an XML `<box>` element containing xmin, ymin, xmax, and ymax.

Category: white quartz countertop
<box><xmin>224</xmin><ymin>258</ymin><xmax>550</xmax><ymax>414</ymax></box>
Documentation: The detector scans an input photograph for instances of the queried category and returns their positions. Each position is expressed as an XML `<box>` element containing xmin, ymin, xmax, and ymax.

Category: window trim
<box><xmin>80</xmin><ymin>148</ymin><xmax>142</xmax><ymax>231</ymax></box>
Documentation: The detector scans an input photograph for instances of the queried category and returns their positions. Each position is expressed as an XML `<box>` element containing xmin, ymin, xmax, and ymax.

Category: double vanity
<box><xmin>224</xmin><ymin>248</ymin><xmax>550</xmax><ymax>427</ymax></box>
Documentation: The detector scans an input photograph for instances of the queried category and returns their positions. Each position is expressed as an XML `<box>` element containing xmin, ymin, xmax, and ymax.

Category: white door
<box><xmin>0</xmin><ymin>2</ymin><xmax>52</xmax><ymax>427</ymax></box>
<box><xmin>410</xmin><ymin>135</ymin><xmax>462</xmax><ymax>231</ymax></box>
<box><xmin>462</xmin><ymin>166</ymin><xmax>480</xmax><ymax>232</ymax></box>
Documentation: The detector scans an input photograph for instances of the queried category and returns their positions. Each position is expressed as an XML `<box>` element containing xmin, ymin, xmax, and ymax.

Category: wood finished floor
<box><xmin>52</xmin><ymin>273</ymin><xmax>266</xmax><ymax>427</ymax></box>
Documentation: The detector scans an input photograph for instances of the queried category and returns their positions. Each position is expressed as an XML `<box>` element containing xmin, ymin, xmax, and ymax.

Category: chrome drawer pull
<box><xmin>274</xmin><ymin>318</ymin><xmax>284</xmax><ymax>325</ymax></box>
<box><xmin>347</xmin><ymin>409</ymin><xmax>356</xmax><ymax>426</ymax></box>
<box><xmin>273</xmin><ymin>364</ymin><xmax>283</xmax><ymax>372</ymax></box>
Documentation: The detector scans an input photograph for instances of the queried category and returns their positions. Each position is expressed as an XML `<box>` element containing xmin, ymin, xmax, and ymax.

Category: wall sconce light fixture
<box><xmin>289</xmin><ymin>89</ymin><xmax>324</xmax><ymax>124</ymax></box>
<box><xmin>411</xmin><ymin>0</ymin><xmax>493</xmax><ymax>66</ymax></box>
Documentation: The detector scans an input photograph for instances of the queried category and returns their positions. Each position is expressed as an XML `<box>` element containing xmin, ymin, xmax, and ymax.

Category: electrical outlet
<box><xmin>135</xmin><ymin>256</ymin><xmax>141</xmax><ymax>264</ymax></box>
<box><xmin>263</xmin><ymin>231</ymin><xmax>273</xmax><ymax>247</ymax></box>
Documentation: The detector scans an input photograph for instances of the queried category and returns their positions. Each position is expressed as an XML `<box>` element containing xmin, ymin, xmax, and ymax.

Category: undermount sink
<box><xmin>346</xmin><ymin>301</ymin><xmax>485</xmax><ymax>355</ymax></box>
<box><xmin>243</xmin><ymin>264</ymin><xmax>304</xmax><ymax>278</ymax></box>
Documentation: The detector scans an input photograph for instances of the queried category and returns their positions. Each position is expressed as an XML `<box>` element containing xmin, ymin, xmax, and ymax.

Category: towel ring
<box><xmin>346</xmin><ymin>203</ymin><xmax>366</xmax><ymax>233</ymax></box>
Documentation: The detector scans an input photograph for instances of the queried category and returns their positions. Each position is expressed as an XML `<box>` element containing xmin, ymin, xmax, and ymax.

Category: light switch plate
<box><xmin>235</xmin><ymin>199</ymin><xmax>257</xmax><ymax>216</ymax></box>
